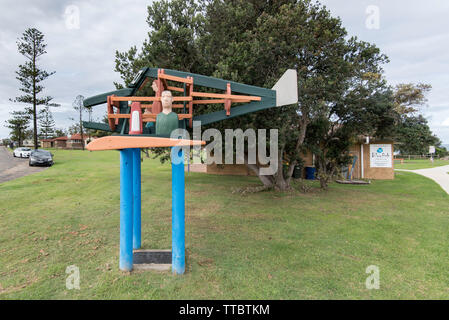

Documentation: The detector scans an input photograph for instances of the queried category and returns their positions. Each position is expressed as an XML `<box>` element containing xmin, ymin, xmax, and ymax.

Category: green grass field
<box><xmin>394</xmin><ymin>159</ymin><xmax>449</xmax><ymax>170</ymax></box>
<box><xmin>0</xmin><ymin>149</ymin><xmax>448</xmax><ymax>299</ymax></box>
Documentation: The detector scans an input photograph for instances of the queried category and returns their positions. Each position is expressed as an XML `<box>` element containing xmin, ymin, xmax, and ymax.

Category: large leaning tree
<box><xmin>393</xmin><ymin>83</ymin><xmax>431</xmax><ymax>116</ymax></box>
<box><xmin>390</xmin><ymin>82</ymin><xmax>442</xmax><ymax>155</ymax></box>
<box><xmin>115</xmin><ymin>0</ymin><xmax>392</xmax><ymax>191</ymax></box>
<box><xmin>11</xmin><ymin>28</ymin><xmax>59</xmax><ymax>150</ymax></box>
<box><xmin>395</xmin><ymin>114</ymin><xmax>441</xmax><ymax>155</ymax></box>
<box><xmin>198</xmin><ymin>0</ymin><xmax>392</xmax><ymax>190</ymax></box>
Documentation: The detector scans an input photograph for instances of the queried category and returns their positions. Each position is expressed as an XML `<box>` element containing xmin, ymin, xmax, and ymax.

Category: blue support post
<box><xmin>133</xmin><ymin>148</ymin><xmax>141</xmax><ymax>249</ymax></box>
<box><xmin>120</xmin><ymin>149</ymin><xmax>134</xmax><ymax>271</ymax></box>
<box><xmin>171</xmin><ymin>147</ymin><xmax>185</xmax><ymax>274</ymax></box>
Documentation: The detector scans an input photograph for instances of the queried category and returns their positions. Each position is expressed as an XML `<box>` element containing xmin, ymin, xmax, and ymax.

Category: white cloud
<box><xmin>442</xmin><ymin>118</ymin><xmax>449</xmax><ymax>126</ymax></box>
<box><xmin>1</xmin><ymin>0</ymin><xmax>150</xmax><ymax>138</ymax></box>
<box><xmin>321</xmin><ymin>0</ymin><xmax>449</xmax><ymax>143</ymax></box>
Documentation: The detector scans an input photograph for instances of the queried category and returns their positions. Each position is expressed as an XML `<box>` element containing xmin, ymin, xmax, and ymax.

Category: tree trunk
<box><xmin>315</xmin><ymin>155</ymin><xmax>326</xmax><ymax>190</ymax></box>
<box><xmin>319</xmin><ymin>177</ymin><xmax>328</xmax><ymax>189</ymax></box>
<box><xmin>273</xmin><ymin>147</ymin><xmax>289</xmax><ymax>190</ymax></box>
<box><xmin>274</xmin><ymin>165</ymin><xmax>289</xmax><ymax>190</ymax></box>
<box><xmin>18</xmin><ymin>128</ymin><xmax>23</xmax><ymax>147</ymax></box>
<box><xmin>142</xmin><ymin>148</ymin><xmax>150</xmax><ymax>158</ymax></box>
<box><xmin>243</xmin><ymin>114</ymin><xmax>310</xmax><ymax>192</ymax></box>
<box><xmin>317</xmin><ymin>157</ymin><xmax>337</xmax><ymax>190</ymax></box>
<box><xmin>33</xmin><ymin>47</ymin><xmax>38</xmax><ymax>150</ymax></box>
<box><xmin>244</xmin><ymin>152</ymin><xmax>274</xmax><ymax>188</ymax></box>
<box><xmin>285</xmin><ymin>114</ymin><xmax>309</xmax><ymax>185</ymax></box>
<box><xmin>80</xmin><ymin>111</ymin><xmax>84</xmax><ymax>150</ymax></box>
<box><xmin>245</xmin><ymin>161</ymin><xmax>275</xmax><ymax>188</ymax></box>
<box><xmin>244</xmin><ymin>151</ymin><xmax>291</xmax><ymax>191</ymax></box>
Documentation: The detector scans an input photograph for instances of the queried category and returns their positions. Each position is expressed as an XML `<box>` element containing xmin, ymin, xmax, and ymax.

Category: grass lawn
<box><xmin>394</xmin><ymin>159</ymin><xmax>449</xmax><ymax>170</ymax></box>
<box><xmin>0</xmin><ymin>149</ymin><xmax>448</xmax><ymax>299</ymax></box>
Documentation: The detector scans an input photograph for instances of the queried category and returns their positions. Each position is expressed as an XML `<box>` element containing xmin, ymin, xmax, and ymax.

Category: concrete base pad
<box><xmin>336</xmin><ymin>179</ymin><xmax>371</xmax><ymax>185</ymax></box>
<box><xmin>133</xmin><ymin>249</ymin><xmax>171</xmax><ymax>271</ymax></box>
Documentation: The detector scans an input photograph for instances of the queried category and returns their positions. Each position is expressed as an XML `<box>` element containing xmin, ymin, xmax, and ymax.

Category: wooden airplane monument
<box><xmin>83</xmin><ymin>67</ymin><xmax>298</xmax><ymax>274</ymax></box>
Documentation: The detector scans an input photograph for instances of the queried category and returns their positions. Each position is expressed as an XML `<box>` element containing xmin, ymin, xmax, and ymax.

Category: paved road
<box><xmin>396</xmin><ymin>165</ymin><xmax>449</xmax><ymax>195</ymax></box>
<box><xmin>0</xmin><ymin>147</ymin><xmax>47</xmax><ymax>184</ymax></box>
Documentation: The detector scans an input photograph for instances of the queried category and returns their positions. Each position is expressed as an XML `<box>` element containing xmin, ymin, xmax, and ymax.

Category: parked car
<box><xmin>13</xmin><ymin>147</ymin><xmax>32</xmax><ymax>158</ymax></box>
<box><xmin>29</xmin><ymin>149</ymin><xmax>54</xmax><ymax>167</ymax></box>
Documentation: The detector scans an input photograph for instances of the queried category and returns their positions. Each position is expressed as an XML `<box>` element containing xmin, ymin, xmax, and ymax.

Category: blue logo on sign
<box><xmin>377</xmin><ymin>148</ymin><xmax>383</xmax><ymax>153</ymax></box>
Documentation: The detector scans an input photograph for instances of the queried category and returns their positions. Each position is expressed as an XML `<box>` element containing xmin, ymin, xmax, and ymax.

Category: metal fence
<box><xmin>394</xmin><ymin>154</ymin><xmax>440</xmax><ymax>160</ymax></box>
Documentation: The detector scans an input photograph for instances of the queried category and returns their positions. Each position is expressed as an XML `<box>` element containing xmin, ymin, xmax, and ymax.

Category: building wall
<box><xmin>197</xmin><ymin>151</ymin><xmax>314</xmax><ymax>177</ymax></box>
<box><xmin>302</xmin><ymin>151</ymin><xmax>314</xmax><ymax>167</ymax></box>
<box><xmin>187</xmin><ymin>141</ymin><xmax>395</xmax><ymax>180</ymax></box>
<box><xmin>207</xmin><ymin>163</ymin><xmax>255</xmax><ymax>176</ymax></box>
<box><xmin>186</xmin><ymin>163</ymin><xmax>256</xmax><ymax>176</ymax></box>
<box><xmin>348</xmin><ymin>144</ymin><xmax>362</xmax><ymax>179</ymax></box>
<box><xmin>67</xmin><ymin>141</ymin><xmax>84</xmax><ymax>149</ymax></box>
<box><xmin>349</xmin><ymin>142</ymin><xmax>394</xmax><ymax>180</ymax></box>
<box><xmin>42</xmin><ymin>141</ymin><xmax>53</xmax><ymax>148</ymax></box>
<box><xmin>185</xmin><ymin>163</ymin><xmax>207</xmax><ymax>173</ymax></box>
<box><xmin>54</xmin><ymin>140</ymin><xmax>67</xmax><ymax>148</ymax></box>
<box><xmin>362</xmin><ymin>141</ymin><xmax>394</xmax><ymax>180</ymax></box>
<box><xmin>23</xmin><ymin>140</ymin><xmax>34</xmax><ymax>147</ymax></box>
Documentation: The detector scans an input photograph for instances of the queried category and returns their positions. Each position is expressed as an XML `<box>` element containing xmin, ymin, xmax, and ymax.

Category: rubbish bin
<box><xmin>305</xmin><ymin>166</ymin><xmax>316</xmax><ymax>180</ymax></box>
<box><xmin>293</xmin><ymin>165</ymin><xmax>302</xmax><ymax>179</ymax></box>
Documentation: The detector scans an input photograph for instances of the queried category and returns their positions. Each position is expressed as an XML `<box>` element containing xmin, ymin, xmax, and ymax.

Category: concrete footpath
<box><xmin>396</xmin><ymin>165</ymin><xmax>449</xmax><ymax>195</ymax></box>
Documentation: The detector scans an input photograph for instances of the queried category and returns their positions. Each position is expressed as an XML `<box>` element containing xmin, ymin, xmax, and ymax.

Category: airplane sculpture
<box><xmin>82</xmin><ymin>68</ymin><xmax>297</xmax><ymax>274</ymax></box>
<box><xmin>83</xmin><ymin>67</ymin><xmax>298</xmax><ymax>135</ymax></box>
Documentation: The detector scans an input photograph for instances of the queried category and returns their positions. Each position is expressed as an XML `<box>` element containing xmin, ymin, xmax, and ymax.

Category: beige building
<box><xmin>40</xmin><ymin>134</ymin><xmax>94</xmax><ymax>149</ymax></box>
<box><xmin>347</xmin><ymin>139</ymin><xmax>394</xmax><ymax>180</ymax></box>
<box><xmin>40</xmin><ymin>136</ymin><xmax>68</xmax><ymax>148</ymax></box>
<box><xmin>186</xmin><ymin>138</ymin><xmax>395</xmax><ymax>180</ymax></box>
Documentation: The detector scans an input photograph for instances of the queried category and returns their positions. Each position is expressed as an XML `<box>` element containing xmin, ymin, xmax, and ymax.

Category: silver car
<box><xmin>13</xmin><ymin>147</ymin><xmax>32</xmax><ymax>158</ymax></box>
<box><xmin>29</xmin><ymin>149</ymin><xmax>54</xmax><ymax>167</ymax></box>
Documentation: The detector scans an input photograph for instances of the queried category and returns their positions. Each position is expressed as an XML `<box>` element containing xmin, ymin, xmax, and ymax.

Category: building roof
<box><xmin>69</xmin><ymin>133</ymin><xmax>88</xmax><ymax>140</ymax></box>
<box><xmin>54</xmin><ymin>136</ymin><xmax>68</xmax><ymax>141</ymax></box>
<box><xmin>355</xmin><ymin>135</ymin><xmax>395</xmax><ymax>144</ymax></box>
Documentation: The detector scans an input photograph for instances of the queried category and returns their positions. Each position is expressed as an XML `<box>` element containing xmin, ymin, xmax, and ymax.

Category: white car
<box><xmin>13</xmin><ymin>147</ymin><xmax>32</xmax><ymax>158</ymax></box>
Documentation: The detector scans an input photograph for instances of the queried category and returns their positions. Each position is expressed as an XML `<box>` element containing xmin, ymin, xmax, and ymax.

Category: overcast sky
<box><xmin>1</xmin><ymin>0</ymin><xmax>448</xmax><ymax>144</ymax></box>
